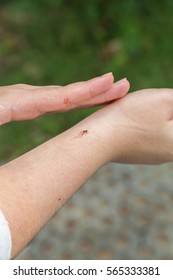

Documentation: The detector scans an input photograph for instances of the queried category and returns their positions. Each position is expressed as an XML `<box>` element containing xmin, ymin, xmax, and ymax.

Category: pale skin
<box><xmin>0</xmin><ymin>73</ymin><xmax>128</xmax><ymax>125</ymax></box>
<box><xmin>0</xmin><ymin>72</ymin><xmax>129</xmax><ymax>258</ymax></box>
<box><xmin>0</xmin><ymin>75</ymin><xmax>173</xmax><ymax>258</ymax></box>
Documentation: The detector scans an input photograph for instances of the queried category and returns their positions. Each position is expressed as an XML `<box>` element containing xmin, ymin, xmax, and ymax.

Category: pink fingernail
<box><xmin>91</xmin><ymin>72</ymin><xmax>114</xmax><ymax>83</ymax></box>
<box><xmin>115</xmin><ymin>78</ymin><xmax>127</xmax><ymax>85</ymax></box>
<box><xmin>102</xmin><ymin>72</ymin><xmax>113</xmax><ymax>77</ymax></box>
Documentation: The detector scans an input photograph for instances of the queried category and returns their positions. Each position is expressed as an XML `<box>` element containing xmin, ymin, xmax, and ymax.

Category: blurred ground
<box><xmin>17</xmin><ymin>162</ymin><xmax>173</xmax><ymax>260</ymax></box>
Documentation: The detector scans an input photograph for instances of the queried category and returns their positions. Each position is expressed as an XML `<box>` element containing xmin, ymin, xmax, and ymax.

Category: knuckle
<box><xmin>87</xmin><ymin>82</ymin><xmax>95</xmax><ymax>98</ymax></box>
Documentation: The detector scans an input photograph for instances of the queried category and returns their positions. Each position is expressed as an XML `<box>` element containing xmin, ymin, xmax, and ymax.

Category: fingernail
<box><xmin>102</xmin><ymin>72</ymin><xmax>113</xmax><ymax>77</ymax></box>
<box><xmin>90</xmin><ymin>72</ymin><xmax>114</xmax><ymax>94</ymax></box>
<box><xmin>91</xmin><ymin>72</ymin><xmax>113</xmax><ymax>82</ymax></box>
<box><xmin>115</xmin><ymin>78</ymin><xmax>127</xmax><ymax>85</ymax></box>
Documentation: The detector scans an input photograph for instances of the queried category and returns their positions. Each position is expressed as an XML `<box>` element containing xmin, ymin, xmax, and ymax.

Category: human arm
<box><xmin>0</xmin><ymin>73</ymin><xmax>129</xmax><ymax>125</ymax></box>
<box><xmin>1</xmin><ymin>87</ymin><xmax>173</xmax><ymax>258</ymax></box>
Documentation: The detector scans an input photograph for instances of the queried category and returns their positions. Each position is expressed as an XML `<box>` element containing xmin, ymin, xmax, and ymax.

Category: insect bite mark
<box><xmin>80</xmin><ymin>129</ymin><xmax>88</xmax><ymax>136</ymax></box>
<box><xmin>72</xmin><ymin>129</ymin><xmax>88</xmax><ymax>139</ymax></box>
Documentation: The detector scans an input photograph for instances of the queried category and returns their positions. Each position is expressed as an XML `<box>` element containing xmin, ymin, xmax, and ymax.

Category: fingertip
<box><xmin>103</xmin><ymin>79</ymin><xmax>130</xmax><ymax>101</ymax></box>
<box><xmin>125</xmin><ymin>79</ymin><xmax>130</xmax><ymax>91</ymax></box>
<box><xmin>102</xmin><ymin>72</ymin><xmax>114</xmax><ymax>84</ymax></box>
<box><xmin>88</xmin><ymin>73</ymin><xmax>114</xmax><ymax>97</ymax></box>
<box><xmin>115</xmin><ymin>78</ymin><xmax>130</xmax><ymax>97</ymax></box>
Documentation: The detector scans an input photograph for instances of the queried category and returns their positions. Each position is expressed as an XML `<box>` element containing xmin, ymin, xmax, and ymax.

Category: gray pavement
<box><xmin>17</xmin><ymin>163</ymin><xmax>173</xmax><ymax>260</ymax></box>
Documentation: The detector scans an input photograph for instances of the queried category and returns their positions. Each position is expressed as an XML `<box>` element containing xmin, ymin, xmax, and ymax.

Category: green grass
<box><xmin>0</xmin><ymin>0</ymin><xmax>173</xmax><ymax>161</ymax></box>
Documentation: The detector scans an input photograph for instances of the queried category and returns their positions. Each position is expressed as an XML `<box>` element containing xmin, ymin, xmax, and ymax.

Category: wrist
<box><xmin>60</xmin><ymin>120</ymin><xmax>110</xmax><ymax>169</ymax></box>
<box><xmin>63</xmin><ymin>109</ymin><xmax>123</xmax><ymax>166</ymax></box>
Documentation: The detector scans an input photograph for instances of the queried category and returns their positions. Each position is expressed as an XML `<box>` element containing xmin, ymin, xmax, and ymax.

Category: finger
<box><xmin>30</xmin><ymin>73</ymin><xmax>114</xmax><ymax>113</ymax></box>
<box><xmin>63</xmin><ymin>72</ymin><xmax>114</xmax><ymax>102</ymax></box>
<box><xmin>46</xmin><ymin>79</ymin><xmax>130</xmax><ymax>113</ymax></box>
<box><xmin>78</xmin><ymin>78</ymin><xmax>130</xmax><ymax>108</ymax></box>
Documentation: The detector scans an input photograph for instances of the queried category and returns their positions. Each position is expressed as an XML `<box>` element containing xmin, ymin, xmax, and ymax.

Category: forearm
<box><xmin>0</xmin><ymin>75</ymin><xmax>129</xmax><ymax>259</ymax></box>
<box><xmin>0</xmin><ymin>117</ymin><xmax>109</xmax><ymax>258</ymax></box>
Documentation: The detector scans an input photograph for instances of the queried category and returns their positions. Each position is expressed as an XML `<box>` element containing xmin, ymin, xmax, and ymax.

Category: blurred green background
<box><xmin>0</xmin><ymin>0</ymin><xmax>173</xmax><ymax>161</ymax></box>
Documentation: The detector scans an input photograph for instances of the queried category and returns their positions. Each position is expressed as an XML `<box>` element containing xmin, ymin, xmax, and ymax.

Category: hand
<box><xmin>0</xmin><ymin>74</ymin><xmax>129</xmax><ymax>125</ymax></box>
<box><xmin>2</xmin><ymin>87</ymin><xmax>173</xmax><ymax>259</ymax></box>
<box><xmin>79</xmin><ymin>88</ymin><xmax>173</xmax><ymax>165</ymax></box>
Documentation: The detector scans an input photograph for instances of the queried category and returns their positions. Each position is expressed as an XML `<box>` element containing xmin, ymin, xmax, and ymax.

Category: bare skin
<box><xmin>0</xmin><ymin>74</ymin><xmax>130</xmax><ymax>258</ymax></box>
<box><xmin>1</xmin><ymin>84</ymin><xmax>173</xmax><ymax>259</ymax></box>
<box><xmin>0</xmin><ymin>73</ymin><xmax>129</xmax><ymax>125</ymax></box>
